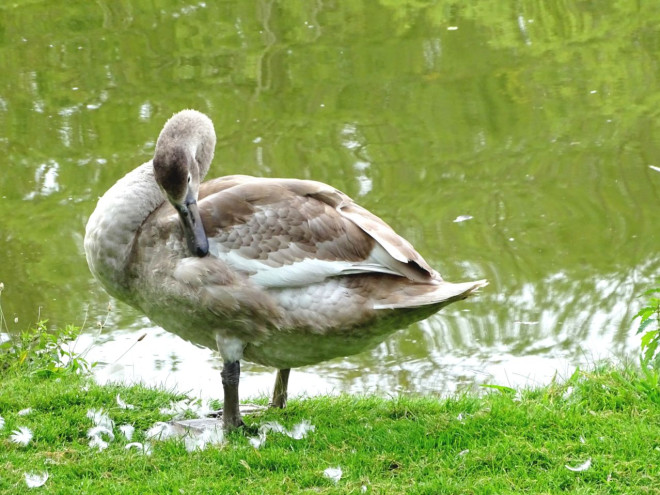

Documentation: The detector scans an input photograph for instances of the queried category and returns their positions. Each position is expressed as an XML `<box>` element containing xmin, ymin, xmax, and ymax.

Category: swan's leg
<box><xmin>221</xmin><ymin>360</ymin><xmax>244</xmax><ymax>430</ymax></box>
<box><xmin>215</xmin><ymin>334</ymin><xmax>246</xmax><ymax>430</ymax></box>
<box><xmin>270</xmin><ymin>368</ymin><xmax>291</xmax><ymax>409</ymax></box>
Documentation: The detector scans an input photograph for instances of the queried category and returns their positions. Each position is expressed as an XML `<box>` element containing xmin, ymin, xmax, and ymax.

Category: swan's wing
<box><xmin>197</xmin><ymin>176</ymin><xmax>439</xmax><ymax>288</ymax></box>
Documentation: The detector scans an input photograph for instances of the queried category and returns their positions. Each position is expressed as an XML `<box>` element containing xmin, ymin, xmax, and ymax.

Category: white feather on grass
<box><xmin>288</xmin><ymin>420</ymin><xmax>315</xmax><ymax>440</ymax></box>
<box><xmin>86</xmin><ymin>408</ymin><xmax>114</xmax><ymax>430</ymax></box>
<box><xmin>119</xmin><ymin>424</ymin><xmax>135</xmax><ymax>441</ymax></box>
<box><xmin>0</xmin><ymin>415</ymin><xmax>5</xmax><ymax>430</ymax></box>
<box><xmin>565</xmin><ymin>458</ymin><xmax>592</xmax><ymax>472</ymax></box>
<box><xmin>159</xmin><ymin>399</ymin><xmax>213</xmax><ymax>419</ymax></box>
<box><xmin>116</xmin><ymin>394</ymin><xmax>135</xmax><ymax>410</ymax></box>
<box><xmin>146</xmin><ymin>422</ymin><xmax>176</xmax><ymax>440</ymax></box>
<box><xmin>87</xmin><ymin>426</ymin><xmax>114</xmax><ymax>452</ymax></box>
<box><xmin>183</xmin><ymin>426</ymin><xmax>224</xmax><ymax>452</ymax></box>
<box><xmin>249</xmin><ymin>420</ymin><xmax>315</xmax><ymax>449</ymax></box>
<box><xmin>24</xmin><ymin>471</ymin><xmax>49</xmax><ymax>488</ymax></box>
<box><xmin>18</xmin><ymin>408</ymin><xmax>33</xmax><ymax>416</ymax></box>
<box><xmin>125</xmin><ymin>442</ymin><xmax>152</xmax><ymax>455</ymax></box>
<box><xmin>10</xmin><ymin>426</ymin><xmax>33</xmax><ymax>446</ymax></box>
<box><xmin>323</xmin><ymin>467</ymin><xmax>342</xmax><ymax>483</ymax></box>
<box><xmin>88</xmin><ymin>425</ymin><xmax>115</xmax><ymax>441</ymax></box>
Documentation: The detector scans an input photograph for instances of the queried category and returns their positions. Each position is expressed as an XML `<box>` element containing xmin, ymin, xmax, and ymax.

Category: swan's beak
<box><xmin>176</xmin><ymin>190</ymin><xmax>209</xmax><ymax>257</ymax></box>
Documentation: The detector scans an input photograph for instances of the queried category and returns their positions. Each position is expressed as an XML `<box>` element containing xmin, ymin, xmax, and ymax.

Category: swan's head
<box><xmin>153</xmin><ymin>110</ymin><xmax>216</xmax><ymax>257</ymax></box>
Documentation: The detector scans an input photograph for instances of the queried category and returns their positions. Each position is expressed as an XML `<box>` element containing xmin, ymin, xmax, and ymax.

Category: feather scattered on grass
<box><xmin>0</xmin><ymin>415</ymin><xmax>5</xmax><ymax>430</ymax></box>
<box><xmin>288</xmin><ymin>420</ymin><xmax>315</xmax><ymax>440</ymax></box>
<box><xmin>146</xmin><ymin>422</ymin><xmax>176</xmax><ymax>441</ymax></box>
<box><xmin>565</xmin><ymin>458</ymin><xmax>592</xmax><ymax>472</ymax></box>
<box><xmin>650</xmin><ymin>165</ymin><xmax>660</xmax><ymax>173</ymax></box>
<box><xmin>159</xmin><ymin>399</ymin><xmax>213</xmax><ymax>419</ymax></box>
<box><xmin>87</xmin><ymin>426</ymin><xmax>114</xmax><ymax>452</ymax></box>
<box><xmin>18</xmin><ymin>408</ymin><xmax>33</xmax><ymax>416</ymax></box>
<box><xmin>249</xmin><ymin>420</ymin><xmax>315</xmax><ymax>449</ymax></box>
<box><xmin>10</xmin><ymin>426</ymin><xmax>33</xmax><ymax>446</ymax></box>
<box><xmin>88</xmin><ymin>435</ymin><xmax>108</xmax><ymax>451</ymax></box>
<box><xmin>249</xmin><ymin>433</ymin><xmax>267</xmax><ymax>449</ymax></box>
<box><xmin>458</xmin><ymin>449</ymin><xmax>470</xmax><ymax>457</ymax></box>
<box><xmin>86</xmin><ymin>408</ymin><xmax>114</xmax><ymax>430</ymax></box>
<box><xmin>24</xmin><ymin>471</ymin><xmax>49</xmax><ymax>488</ymax></box>
<box><xmin>125</xmin><ymin>442</ymin><xmax>152</xmax><ymax>455</ymax></box>
<box><xmin>88</xmin><ymin>425</ymin><xmax>115</xmax><ymax>441</ymax></box>
<box><xmin>323</xmin><ymin>467</ymin><xmax>342</xmax><ymax>483</ymax></box>
<box><xmin>453</xmin><ymin>215</ymin><xmax>473</xmax><ymax>223</ymax></box>
<box><xmin>116</xmin><ymin>394</ymin><xmax>136</xmax><ymax>410</ymax></box>
<box><xmin>119</xmin><ymin>424</ymin><xmax>135</xmax><ymax>441</ymax></box>
<box><xmin>183</xmin><ymin>426</ymin><xmax>224</xmax><ymax>452</ymax></box>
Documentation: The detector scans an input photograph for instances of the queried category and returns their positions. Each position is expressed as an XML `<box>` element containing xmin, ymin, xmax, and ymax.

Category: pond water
<box><xmin>1</xmin><ymin>1</ymin><xmax>659</xmax><ymax>399</ymax></box>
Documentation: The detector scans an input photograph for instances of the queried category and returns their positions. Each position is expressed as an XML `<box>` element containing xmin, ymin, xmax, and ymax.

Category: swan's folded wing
<box><xmin>198</xmin><ymin>177</ymin><xmax>438</xmax><ymax>288</ymax></box>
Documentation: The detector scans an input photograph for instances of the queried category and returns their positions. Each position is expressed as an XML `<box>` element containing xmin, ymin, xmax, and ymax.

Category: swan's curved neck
<box><xmin>84</xmin><ymin>162</ymin><xmax>164</xmax><ymax>299</ymax></box>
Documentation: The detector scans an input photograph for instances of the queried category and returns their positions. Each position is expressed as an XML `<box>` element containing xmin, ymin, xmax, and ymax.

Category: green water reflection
<box><xmin>0</xmin><ymin>0</ymin><xmax>658</xmax><ymax>396</ymax></box>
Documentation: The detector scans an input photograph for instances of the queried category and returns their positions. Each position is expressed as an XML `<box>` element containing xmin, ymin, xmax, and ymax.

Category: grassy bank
<box><xmin>1</xmin><ymin>359</ymin><xmax>658</xmax><ymax>494</ymax></box>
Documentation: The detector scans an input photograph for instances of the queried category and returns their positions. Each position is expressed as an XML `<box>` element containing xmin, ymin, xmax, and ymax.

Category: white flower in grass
<box><xmin>119</xmin><ymin>424</ymin><xmax>135</xmax><ymax>441</ymax></box>
<box><xmin>10</xmin><ymin>426</ymin><xmax>33</xmax><ymax>446</ymax></box>
<box><xmin>116</xmin><ymin>394</ymin><xmax>135</xmax><ymax>410</ymax></box>
<box><xmin>565</xmin><ymin>458</ymin><xmax>592</xmax><ymax>472</ymax></box>
<box><xmin>18</xmin><ymin>408</ymin><xmax>33</xmax><ymax>416</ymax></box>
<box><xmin>24</xmin><ymin>471</ymin><xmax>49</xmax><ymax>488</ymax></box>
<box><xmin>323</xmin><ymin>467</ymin><xmax>342</xmax><ymax>483</ymax></box>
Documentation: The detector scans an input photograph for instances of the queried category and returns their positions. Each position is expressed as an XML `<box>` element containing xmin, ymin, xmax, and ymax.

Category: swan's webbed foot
<box><xmin>270</xmin><ymin>368</ymin><xmax>290</xmax><ymax>409</ymax></box>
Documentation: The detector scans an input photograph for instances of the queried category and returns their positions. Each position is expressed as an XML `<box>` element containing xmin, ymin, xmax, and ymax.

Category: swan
<box><xmin>84</xmin><ymin>109</ymin><xmax>487</xmax><ymax>430</ymax></box>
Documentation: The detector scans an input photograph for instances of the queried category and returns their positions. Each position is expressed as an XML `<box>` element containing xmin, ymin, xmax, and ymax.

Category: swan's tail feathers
<box><xmin>373</xmin><ymin>279</ymin><xmax>488</xmax><ymax>310</ymax></box>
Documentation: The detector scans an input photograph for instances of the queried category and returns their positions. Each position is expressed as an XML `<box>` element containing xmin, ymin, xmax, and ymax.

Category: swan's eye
<box><xmin>187</xmin><ymin>174</ymin><xmax>192</xmax><ymax>184</ymax></box>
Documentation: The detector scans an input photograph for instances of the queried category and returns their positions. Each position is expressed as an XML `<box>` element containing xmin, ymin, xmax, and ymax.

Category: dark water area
<box><xmin>1</xmin><ymin>1</ymin><xmax>659</xmax><ymax>398</ymax></box>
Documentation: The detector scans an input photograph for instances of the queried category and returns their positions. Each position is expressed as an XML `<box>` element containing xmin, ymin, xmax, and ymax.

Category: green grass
<box><xmin>0</xmin><ymin>363</ymin><xmax>658</xmax><ymax>494</ymax></box>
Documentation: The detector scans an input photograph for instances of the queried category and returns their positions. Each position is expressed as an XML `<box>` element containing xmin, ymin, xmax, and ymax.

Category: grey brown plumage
<box><xmin>84</xmin><ymin>109</ymin><xmax>487</xmax><ymax>430</ymax></box>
